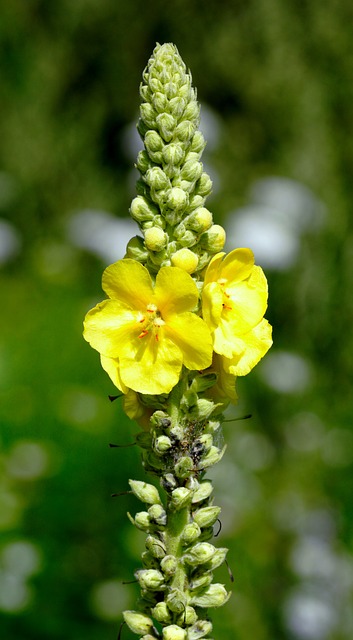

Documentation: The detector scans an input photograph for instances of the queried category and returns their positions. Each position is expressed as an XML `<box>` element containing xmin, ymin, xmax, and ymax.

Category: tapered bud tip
<box><xmin>129</xmin><ymin>480</ymin><xmax>162</xmax><ymax>505</ymax></box>
<box><xmin>171</xmin><ymin>248</ymin><xmax>199</xmax><ymax>273</ymax></box>
<box><xmin>144</xmin><ymin>226</ymin><xmax>167</xmax><ymax>251</ymax></box>
<box><xmin>190</xmin><ymin>583</ymin><xmax>231</xmax><ymax>608</ymax></box>
<box><xmin>135</xmin><ymin>568</ymin><xmax>165</xmax><ymax>590</ymax></box>
<box><xmin>123</xmin><ymin>610</ymin><xmax>153</xmax><ymax>635</ymax></box>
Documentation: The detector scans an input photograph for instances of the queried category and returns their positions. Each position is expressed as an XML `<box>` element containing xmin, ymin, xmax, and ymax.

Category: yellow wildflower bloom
<box><xmin>202</xmin><ymin>248</ymin><xmax>272</xmax><ymax>376</ymax></box>
<box><xmin>84</xmin><ymin>259</ymin><xmax>213</xmax><ymax>395</ymax></box>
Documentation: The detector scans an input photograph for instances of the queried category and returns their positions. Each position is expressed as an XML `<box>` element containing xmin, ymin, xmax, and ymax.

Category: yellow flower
<box><xmin>202</xmin><ymin>248</ymin><xmax>272</xmax><ymax>376</ymax></box>
<box><xmin>206</xmin><ymin>353</ymin><xmax>238</xmax><ymax>406</ymax></box>
<box><xmin>84</xmin><ymin>259</ymin><xmax>213</xmax><ymax>395</ymax></box>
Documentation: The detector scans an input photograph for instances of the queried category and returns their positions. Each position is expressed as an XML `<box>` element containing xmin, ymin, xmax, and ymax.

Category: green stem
<box><xmin>164</xmin><ymin>504</ymin><xmax>189</xmax><ymax>592</ymax></box>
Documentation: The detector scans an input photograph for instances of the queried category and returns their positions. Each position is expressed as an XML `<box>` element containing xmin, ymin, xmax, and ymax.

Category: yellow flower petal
<box><xmin>220</xmin><ymin>247</ymin><xmax>254</xmax><ymax>282</ymax></box>
<box><xmin>202</xmin><ymin>282</ymin><xmax>223</xmax><ymax>331</ymax></box>
<box><xmin>123</xmin><ymin>390</ymin><xmax>153</xmax><ymax>429</ymax></box>
<box><xmin>83</xmin><ymin>300</ymin><xmax>139</xmax><ymax>358</ymax></box>
<box><xmin>204</xmin><ymin>252</ymin><xmax>225</xmax><ymax>286</ymax></box>
<box><xmin>102</xmin><ymin>259</ymin><xmax>153</xmax><ymax>308</ymax></box>
<box><xmin>100</xmin><ymin>355</ymin><xmax>128</xmax><ymax>393</ymax></box>
<box><xmin>223</xmin><ymin>318</ymin><xmax>273</xmax><ymax>376</ymax></box>
<box><xmin>155</xmin><ymin>266</ymin><xmax>199</xmax><ymax>317</ymax></box>
<box><xmin>166</xmin><ymin>312</ymin><xmax>213</xmax><ymax>370</ymax></box>
<box><xmin>224</xmin><ymin>266</ymin><xmax>268</xmax><ymax>333</ymax></box>
<box><xmin>119</xmin><ymin>330</ymin><xmax>183</xmax><ymax>395</ymax></box>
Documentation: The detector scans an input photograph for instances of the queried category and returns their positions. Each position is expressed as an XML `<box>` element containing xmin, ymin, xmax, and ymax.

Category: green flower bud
<box><xmin>140</xmin><ymin>103</ymin><xmax>156</xmax><ymax>128</ymax></box>
<box><xmin>145</xmin><ymin>167</ymin><xmax>170</xmax><ymax>190</ymax></box>
<box><xmin>197</xmin><ymin>434</ymin><xmax>213</xmax><ymax>450</ymax></box>
<box><xmin>135</xmin><ymin>569</ymin><xmax>165</xmax><ymax>591</ymax></box>
<box><xmin>164</xmin><ymin>81</ymin><xmax>178</xmax><ymax>100</ymax></box>
<box><xmin>141</xmin><ymin>551</ymin><xmax>160</xmax><ymax>570</ymax></box>
<box><xmin>170</xmin><ymin>96</ymin><xmax>186</xmax><ymax>118</ymax></box>
<box><xmin>160</xmin><ymin>473</ymin><xmax>177</xmax><ymax>493</ymax></box>
<box><xmin>175</xmin><ymin>120</ymin><xmax>195</xmax><ymax>142</ymax></box>
<box><xmin>199</xmin><ymin>445</ymin><xmax>226</xmax><ymax>469</ymax></box>
<box><xmin>195</xmin><ymin>249</ymin><xmax>211</xmax><ymax>271</ymax></box>
<box><xmin>135</xmin><ymin>431</ymin><xmax>153</xmax><ymax>449</ymax></box>
<box><xmin>200</xmin><ymin>224</ymin><xmax>226</xmax><ymax>252</ymax></box>
<box><xmin>170</xmin><ymin>487</ymin><xmax>193</xmax><ymax>510</ymax></box>
<box><xmin>207</xmin><ymin>547</ymin><xmax>228</xmax><ymax>571</ymax></box>
<box><xmin>150</xmin><ymin>411</ymin><xmax>171</xmax><ymax>430</ymax></box>
<box><xmin>183</xmin><ymin>542</ymin><xmax>217</xmax><ymax>566</ymax></box>
<box><xmin>175</xmin><ymin>455</ymin><xmax>194</xmax><ymax>479</ymax></box>
<box><xmin>136</xmin><ymin>150</ymin><xmax>150</xmax><ymax>174</ymax></box>
<box><xmin>176</xmin><ymin>606</ymin><xmax>197</xmax><ymax>626</ymax></box>
<box><xmin>186</xmin><ymin>194</ymin><xmax>206</xmax><ymax>213</ymax></box>
<box><xmin>156</xmin><ymin>113</ymin><xmax>176</xmax><ymax>142</ymax></box>
<box><xmin>181</xmin><ymin>160</ymin><xmax>203</xmax><ymax>182</ymax></box>
<box><xmin>123</xmin><ymin>610</ymin><xmax>154</xmax><ymax>636</ymax></box>
<box><xmin>189</xmin><ymin>398</ymin><xmax>215</xmax><ymax>420</ymax></box>
<box><xmin>141</xmin><ymin>636</ymin><xmax>158</xmax><ymax>640</ymax></box>
<box><xmin>195</xmin><ymin>173</ymin><xmax>213</xmax><ymax>197</ymax></box>
<box><xmin>148</xmin><ymin>504</ymin><xmax>167</xmax><ymax>526</ymax></box>
<box><xmin>162</xmin><ymin>625</ymin><xmax>187</xmax><ymax>640</ymax></box>
<box><xmin>166</xmin><ymin>186</ymin><xmax>189</xmax><ymax>212</ymax></box>
<box><xmin>166</xmin><ymin>588</ymin><xmax>187</xmax><ymax>613</ymax></box>
<box><xmin>181</xmin><ymin>522</ymin><xmax>201</xmax><ymax>544</ymax></box>
<box><xmin>189</xmin><ymin>571</ymin><xmax>213</xmax><ymax>590</ymax></box>
<box><xmin>160</xmin><ymin>554</ymin><xmax>178</xmax><ymax>576</ymax></box>
<box><xmin>187</xmin><ymin>620</ymin><xmax>213</xmax><ymax>640</ymax></box>
<box><xmin>144</xmin><ymin>226</ymin><xmax>167</xmax><ymax>251</ymax></box>
<box><xmin>144</xmin><ymin>449</ymin><xmax>167</xmax><ymax>471</ymax></box>
<box><xmin>191</xmin><ymin>372</ymin><xmax>218</xmax><ymax>393</ymax></box>
<box><xmin>171</xmin><ymin>248</ymin><xmax>198</xmax><ymax>274</ymax></box>
<box><xmin>186</xmin><ymin>207</ymin><xmax>213</xmax><ymax>233</ymax></box>
<box><xmin>129</xmin><ymin>480</ymin><xmax>162</xmax><ymax>505</ymax></box>
<box><xmin>152</xmin><ymin>91</ymin><xmax>168</xmax><ymax>113</ymax></box>
<box><xmin>179</xmin><ymin>230</ymin><xmax>198</xmax><ymax>248</ymax></box>
<box><xmin>139</xmin><ymin>83</ymin><xmax>151</xmax><ymax>102</ymax></box>
<box><xmin>190</xmin><ymin>583</ymin><xmax>231</xmax><ymax>608</ymax></box>
<box><xmin>154</xmin><ymin>434</ymin><xmax>172</xmax><ymax>454</ymax></box>
<box><xmin>149</xmin><ymin>77</ymin><xmax>163</xmax><ymax>93</ymax></box>
<box><xmin>193</xmin><ymin>506</ymin><xmax>221</xmax><ymax>528</ymax></box>
<box><xmin>183</xmin><ymin>100</ymin><xmax>200</xmax><ymax>123</ymax></box>
<box><xmin>130</xmin><ymin>195</ymin><xmax>158</xmax><ymax>223</ymax></box>
<box><xmin>190</xmin><ymin>131</ymin><xmax>206</xmax><ymax>153</ymax></box>
<box><xmin>125</xmin><ymin>235</ymin><xmax>149</xmax><ymax>262</ymax></box>
<box><xmin>152</xmin><ymin>601</ymin><xmax>172</xmax><ymax>623</ymax></box>
<box><xmin>162</xmin><ymin>143</ymin><xmax>185</xmax><ymax>166</ymax></box>
<box><xmin>191</xmin><ymin>481</ymin><xmax>213</xmax><ymax>504</ymax></box>
<box><xmin>145</xmin><ymin>535</ymin><xmax>166</xmax><ymax>558</ymax></box>
<box><xmin>132</xmin><ymin>511</ymin><xmax>151</xmax><ymax>531</ymax></box>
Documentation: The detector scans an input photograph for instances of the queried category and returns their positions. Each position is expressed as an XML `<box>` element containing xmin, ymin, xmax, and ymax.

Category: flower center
<box><xmin>137</xmin><ymin>303</ymin><xmax>165</xmax><ymax>341</ymax></box>
<box><xmin>218</xmin><ymin>279</ymin><xmax>233</xmax><ymax>312</ymax></box>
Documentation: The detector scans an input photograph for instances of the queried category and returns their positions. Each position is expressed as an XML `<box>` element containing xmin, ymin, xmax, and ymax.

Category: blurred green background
<box><xmin>1</xmin><ymin>1</ymin><xmax>353</xmax><ymax>639</ymax></box>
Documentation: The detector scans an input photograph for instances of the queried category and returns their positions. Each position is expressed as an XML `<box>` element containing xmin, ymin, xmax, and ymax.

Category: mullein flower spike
<box><xmin>83</xmin><ymin>43</ymin><xmax>272</xmax><ymax>637</ymax></box>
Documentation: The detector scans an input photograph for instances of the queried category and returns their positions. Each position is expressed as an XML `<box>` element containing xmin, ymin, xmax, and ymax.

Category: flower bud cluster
<box><xmin>123</xmin><ymin>375</ymin><xmax>230</xmax><ymax>638</ymax></box>
<box><xmin>124</xmin><ymin>43</ymin><xmax>226</xmax><ymax>275</ymax></box>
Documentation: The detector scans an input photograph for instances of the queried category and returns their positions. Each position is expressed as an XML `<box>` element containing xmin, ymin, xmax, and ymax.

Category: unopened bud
<box><xmin>191</xmin><ymin>481</ymin><xmax>213</xmax><ymax>504</ymax></box>
<box><xmin>171</xmin><ymin>248</ymin><xmax>198</xmax><ymax>274</ymax></box>
<box><xmin>145</xmin><ymin>167</ymin><xmax>170</xmax><ymax>190</ymax></box>
<box><xmin>156</xmin><ymin>113</ymin><xmax>176</xmax><ymax>142</ymax></box>
<box><xmin>200</xmin><ymin>224</ymin><xmax>226</xmax><ymax>252</ymax></box>
<box><xmin>169</xmin><ymin>96</ymin><xmax>186</xmax><ymax>118</ymax></box>
<box><xmin>148</xmin><ymin>504</ymin><xmax>167</xmax><ymax>526</ymax></box>
<box><xmin>175</xmin><ymin>120</ymin><xmax>195</xmax><ymax>142</ymax></box>
<box><xmin>193</xmin><ymin>506</ymin><xmax>221</xmax><ymax>528</ymax></box>
<box><xmin>175</xmin><ymin>455</ymin><xmax>194</xmax><ymax>479</ymax></box>
<box><xmin>207</xmin><ymin>547</ymin><xmax>228</xmax><ymax>570</ymax></box>
<box><xmin>162</xmin><ymin>624</ymin><xmax>187</xmax><ymax>640</ymax></box>
<box><xmin>152</xmin><ymin>91</ymin><xmax>168</xmax><ymax>113</ymax></box>
<box><xmin>140</xmin><ymin>102</ymin><xmax>156</xmax><ymax>128</ymax></box>
<box><xmin>133</xmin><ymin>511</ymin><xmax>151</xmax><ymax>531</ymax></box>
<box><xmin>123</xmin><ymin>610</ymin><xmax>154</xmax><ymax>635</ymax></box>
<box><xmin>181</xmin><ymin>160</ymin><xmax>203</xmax><ymax>182</ymax></box>
<box><xmin>189</xmin><ymin>398</ymin><xmax>215</xmax><ymax>420</ymax></box>
<box><xmin>187</xmin><ymin>620</ymin><xmax>213</xmax><ymax>640</ymax></box>
<box><xmin>183</xmin><ymin>100</ymin><xmax>200</xmax><ymax>123</ymax></box>
<box><xmin>135</xmin><ymin>569</ymin><xmax>165</xmax><ymax>591</ymax></box>
<box><xmin>130</xmin><ymin>196</ymin><xmax>158</xmax><ymax>223</ymax></box>
<box><xmin>181</xmin><ymin>522</ymin><xmax>201</xmax><ymax>544</ymax></box>
<box><xmin>186</xmin><ymin>207</ymin><xmax>213</xmax><ymax>233</ymax></box>
<box><xmin>162</xmin><ymin>143</ymin><xmax>184</xmax><ymax>166</ymax></box>
<box><xmin>183</xmin><ymin>542</ymin><xmax>216</xmax><ymax>566</ymax></box>
<box><xmin>136</xmin><ymin>150</ymin><xmax>150</xmax><ymax>173</ymax></box>
<box><xmin>166</xmin><ymin>588</ymin><xmax>187</xmax><ymax>613</ymax></box>
<box><xmin>150</xmin><ymin>411</ymin><xmax>171</xmax><ymax>429</ymax></box>
<box><xmin>154</xmin><ymin>435</ymin><xmax>172</xmax><ymax>454</ymax></box>
<box><xmin>145</xmin><ymin>535</ymin><xmax>166</xmax><ymax>558</ymax></box>
<box><xmin>170</xmin><ymin>487</ymin><xmax>193</xmax><ymax>510</ymax></box>
<box><xmin>200</xmin><ymin>444</ymin><xmax>226</xmax><ymax>469</ymax></box>
<box><xmin>144</xmin><ymin>226</ymin><xmax>167</xmax><ymax>251</ymax></box>
<box><xmin>189</xmin><ymin>571</ymin><xmax>213</xmax><ymax>590</ymax></box>
<box><xmin>129</xmin><ymin>480</ymin><xmax>162</xmax><ymax>505</ymax></box>
<box><xmin>176</xmin><ymin>605</ymin><xmax>197</xmax><ymax>626</ymax></box>
<box><xmin>160</xmin><ymin>473</ymin><xmax>177</xmax><ymax>493</ymax></box>
<box><xmin>166</xmin><ymin>187</ymin><xmax>189</xmax><ymax>212</ymax></box>
<box><xmin>190</xmin><ymin>131</ymin><xmax>206</xmax><ymax>153</ymax></box>
<box><xmin>125</xmin><ymin>236</ymin><xmax>149</xmax><ymax>262</ymax></box>
<box><xmin>160</xmin><ymin>554</ymin><xmax>178</xmax><ymax>576</ymax></box>
<box><xmin>190</xmin><ymin>583</ymin><xmax>231</xmax><ymax>608</ymax></box>
<box><xmin>152</xmin><ymin>601</ymin><xmax>171</xmax><ymax>624</ymax></box>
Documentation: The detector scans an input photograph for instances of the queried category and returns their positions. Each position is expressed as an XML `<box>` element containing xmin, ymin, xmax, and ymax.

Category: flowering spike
<box><xmin>83</xmin><ymin>42</ymin><xmax>273</xmax><ymax>638</ymax></box>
